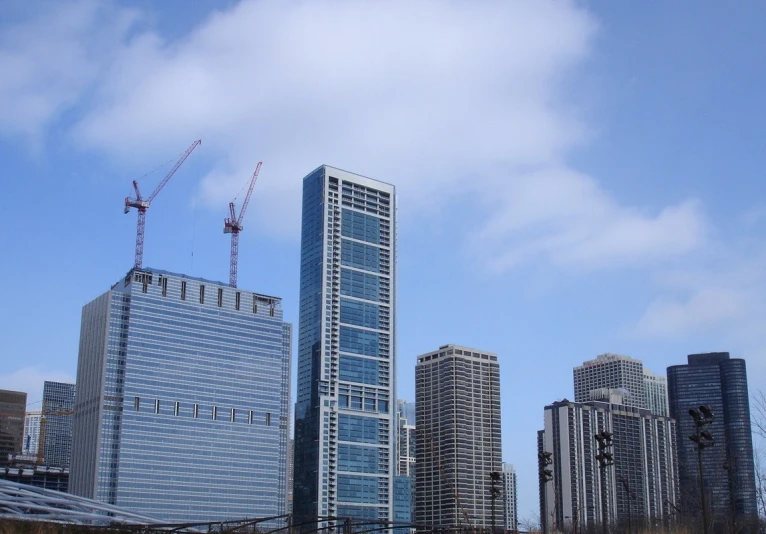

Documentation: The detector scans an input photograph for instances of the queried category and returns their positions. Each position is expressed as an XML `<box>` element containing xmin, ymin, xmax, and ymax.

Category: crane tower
<box><xmin>224</xmin><ymin>162</ymin><xmax>262</xmax><ymax>288</ymax></box>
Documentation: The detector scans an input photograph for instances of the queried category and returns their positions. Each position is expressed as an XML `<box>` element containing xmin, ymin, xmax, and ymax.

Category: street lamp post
<box><xmin>689</xmin><ymin>405</ymin><xmax>715</xmax><ymax>534</ymax></box>
<box><xmin>539</xmin><ymin>451</ymin><xmax>554</xmax><ymax>534</ymax></box>
<box><xmin>595</xmin><ymin>431</ymin><xmax>614</xmax><ymax>534</ymax></box>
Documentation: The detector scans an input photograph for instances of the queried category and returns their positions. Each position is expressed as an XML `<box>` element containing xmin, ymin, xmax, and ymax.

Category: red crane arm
<box><xmin>236</xmin><ymin>162</ymin><xmax>261</xmax><ymax>226</ymax></box>
<box><xmin>146</xmin><ymin>139</ymin><xmax>202</xmax><ymax>203</ymax></box>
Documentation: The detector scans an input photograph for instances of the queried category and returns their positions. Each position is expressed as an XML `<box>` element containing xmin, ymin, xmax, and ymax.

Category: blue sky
<box><xmin>1</xmin><ymin>0</ymin><xmax>765</xmax><ymax>520</ymax></box>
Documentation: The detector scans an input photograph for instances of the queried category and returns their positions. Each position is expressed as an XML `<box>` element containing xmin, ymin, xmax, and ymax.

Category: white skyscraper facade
<box><xmin>643</xmin><ymin>369</ymin><xmax>669</xmax><ymax>417</ymax></box>
<box><xmin>574</xmin><ymin>353</ymin><xmax>646</xmax><ymax>408</ymax></box>
<box><xmin>23</xmin><ymin>410</ymin><xmax>41</xmax><ymax>456</ymax></box>
<box><xmin>502</xmin><ymin>463</ymin><xmax>518</xmax><ymax>532</ymax></box>
<box><xmin>293</xmin><ymin>166</ymin><xmax>397</xmax><ymax>526</ymax></box>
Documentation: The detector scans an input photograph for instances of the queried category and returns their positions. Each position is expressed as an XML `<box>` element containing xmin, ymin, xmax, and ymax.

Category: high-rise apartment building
<box><xmin>415</xmin><ymin>344</ymin><xmax>502</xmax><ymax>529</ymax></box>
<box><xmin>42</xmin><ymin>381</ymin><xmax>75</xmax><ymax>468</ymax></box>
<box><xmin>643</xmin><ymin>369</ymin><xmax>668</xmax><ymax>417</ymax></box>
<box><xmin>538</xmin><ymin>398</ymin><xmax>678</xmax><ymax>532</ymax></box>
<box><xmin>293</xmin><ymin>166</ymin><xmax>396</xmax><ymax>526</ymax></box>
<box><xmin>396</xmin><ymin>400</ymin><xmax>416</xmax><ymax>477</ymax></box>
<box><xmin>23</xmin><ymin>411</ymin><xmax>41</xmax><ymax>456</ymax></box>
<box><xmin>667</xmin><ymin>352</ymin><xmax>758</xmax><ymax>527</ymax></box>
<box><xmin>501</xmin><ymin>463</ymin><xmax>517</xmax><ymax>532</ymax></box>
<box><xmin>0</xmin><ymin>390</ymin><xmax>26</xmax><ymax>464</ymax></box>
<box><xmin>574</xmin><ymin>354</ymin><xmax>646</xmax><ymax>409</ymax></box>
<box><xmin>70</xmin><ymin>268</ymin><xmax>291</xmax><ymax>523</ymax></box>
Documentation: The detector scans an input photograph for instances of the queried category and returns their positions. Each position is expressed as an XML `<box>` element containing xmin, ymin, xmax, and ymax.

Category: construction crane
<box><xmin>124</xmin><ymin>139</ymin><xmax>202</xmax><ymax>269</ymax></box>
<box><xmin>224</xmin><ymin>162</ymin><xmax>261</xmax><ymax>288</ymax></box>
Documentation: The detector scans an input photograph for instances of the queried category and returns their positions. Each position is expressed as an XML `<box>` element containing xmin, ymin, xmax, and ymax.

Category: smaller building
<box><xmin>502</xmin><ymin>463</ymin><xmax>518</xmax><ymax>532</ymax></box>
<box><xmin>23</xmin><ymin>411</ymin><xmax>41</xmax><ymax>456</ymax></box>
<box><xmin>394</xmin><ymin>475</ymin><xmax>414</xmax><ymax>533</ymax></box>
<box><xmin>0</xmin><ymin>390</ymin><xmax>27</xmax><ymax>465</ymax></box>
<box><xmin>643</xmin><ymin>369</ymin><xmax>669</xmax><ymax>417</ymax></box>
<box><xmin>1</xmin><ymin>455</ymin><xmax>68</xmax><ymax>492</ymax></box>
<box><xmin>574</xmin><ymin>354</ymin><xmax>646</xmax><ymax>409</ymax></box>
<box><xmin>42</xmin><ymin>381</ymin><xmax>75</xmax><ymax>468</ymax></box>
<box><xmin>396</xmin><ymin>400</ymin><xmax>416</xmax><ymax>477</ymax></box>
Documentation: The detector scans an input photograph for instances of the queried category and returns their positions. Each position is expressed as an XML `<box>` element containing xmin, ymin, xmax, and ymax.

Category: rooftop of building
<box><xmin>576</xmin><ymin>352</ymin><xmax>641</xmax><ymax>369</ymax></box>
<box><xmin>306</xmin><ymin>164</ymin><xmax>397</xmax><ymax>191</ymax></box>
<box><xmin>416</xmin><ymin>344</ymin><xmax>498</xmax><ymax>364</ymax></box>
<box><xmin>117</xmin><ymin>267</ymin><xmax>282</xmax><ymax>302</ymax></box>
<box><xmin>688</xmin><ymin>352</ymin><xmax>730</xmax><ymax>365</ymax></box>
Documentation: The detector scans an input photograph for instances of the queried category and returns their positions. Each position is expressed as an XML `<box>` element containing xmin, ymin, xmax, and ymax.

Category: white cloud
<box><xmin>0</xmin><ymin>1</ymin><xmax>138</xmax><ymax>147</ymax></box>
<box><xmin>0</xmin><ymin>366</ymin><xmax>75</xmax><ymax>409</ymax></box>
<box><xmin>3</xmin><ymin>0</ymin><xmax>707</xmax><ymax>268</ymax></box>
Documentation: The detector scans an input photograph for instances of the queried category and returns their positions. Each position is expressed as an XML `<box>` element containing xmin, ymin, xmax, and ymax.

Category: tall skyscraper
<box><xmin>293</xmin><ymin>166</ymin><xmax>396</xmax><ymax>526</ymax></box>
<box><xmin>667</xmin><ymin>352</ymin><xmax>758</xmax><ymax>527</ymax></box>
<box><xmin>42</xmin><ymin>381</ymin><xmax>75</xmax><ymax>468</ymax></box>
<box><xmin>538</xmin><ymin>398</ymin><xmax>678</xmax><ymax>532</ymax></box>
<box><xmin>574</xmin><ymin>353</ymin><xmax>646</xmax><ymax>409</ymax></box>
<box><xmin>70</xmin><ymin>268</ymin><xmax>291</xmax><ymax>523</ymax></box>
<box><xmin>396</xmin><ymin>400</ymin><xmax>416</xmax><ymax>477</ymax></box>
<box><xmin>415</xmin><ymin>344</ymin><xmax>502</xmax><ymax>529</ymax></box>
<box><xmin>0</xmin><ymin>390</ymin><xmax>26</xmax><ymax>464</ymax></box>
<box><xmin>23</xmin><ymin>410</ymin><xmax>41</xmax><ymax>456</ymax></box>
<box><xmin>501</xmin><ymin>463</ymin><xmax>518</xmax><ymax>532</ymax></box>
<box><xmin>643</xmin><ymin>368</ymin><xmax>669</xmax><ymax>417</ymax></box>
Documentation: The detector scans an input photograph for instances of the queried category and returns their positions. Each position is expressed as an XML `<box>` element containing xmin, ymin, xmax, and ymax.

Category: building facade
<box><xmin>23</xmin><ymin>411</ymin><xmax>41</xmax><ymax>456</ymax></box>
<box><xmin>643</xmin><ymin>369</ymin><xmax>669</xmax><ymax>417</ymax></box>
<box><xmin>0</xmin><ymin>390</ymin><xmax>27</xmax><ymax>465</ymax></box>
<box><xmin>293</xmin><ymin>166</ymin><xmax>397</xmax><ymax>526</ymax></box>
<box><xmin>42</xmin><ymin>381</ymin><xmax>75</xmax><ymax>468</ymax></box>
<box><xmin>502</xmin><ymin>463</ymin><xmax>518</xmax><ymax>532</ymax></box>
<box><xmin>538</xmin><ymin>398</ymin><xmax>679</xmax><ymax>532</ymax></box>
<box><xmin>574</xmin><ymin>354</ymin><xmax>646</xmax><ymax>409</ymax></box>
<box><xmin>667</xmin><ymin>352</ymin><xmax>758</xmax><ymax>527</ymax></box>
<box><xmin>70</xmin><ymin>268</ymin><xmax>291</xmax><ymax>523</ymax></box>
<box><xmin>415</xmin><ymin>344</ymin><xmax>502</xmax><ymax>529</ymax></box>
<box><xmin>396</xmin><ymin>400</ymin><xmax>416</xmax><ymax>478</ymax></box>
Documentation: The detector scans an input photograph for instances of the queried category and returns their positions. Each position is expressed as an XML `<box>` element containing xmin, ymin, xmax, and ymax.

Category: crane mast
<box><xmin>124</xmin><ymin>140</ymin><xmax>202</xmax><ymax>269</ymax></box>
<box><xmin>224</xmin><ymin>162</ymin><xmax>262</xmax><ymax>288</ymax></box>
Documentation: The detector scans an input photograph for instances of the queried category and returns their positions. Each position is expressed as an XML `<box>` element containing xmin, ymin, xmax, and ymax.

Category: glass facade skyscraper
<box><xmin>42</xmin><ymin>381</ymin><xmax>75</xmax><ymax>468</ymax></box>
<box><xmin>0</xmin><ymin>390</ymin><xmax>26</xmax><ymax>465</ymax></box>
<box><xmin>667</xmin><ymin>352</ymin><xmax>758</xmax><ymax>526</ymax></box>
<box><xmin>293</xmin><ymin>166</ymin><xmax>396</xmax><ymax>527</ymax></box>
<box><xmin>70</xmin><ymin>268</ymin><xmax>291</xmax><ymax>523</ymax></box>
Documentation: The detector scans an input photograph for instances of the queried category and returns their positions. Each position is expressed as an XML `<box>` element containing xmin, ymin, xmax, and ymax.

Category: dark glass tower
<box><xmin>667</xmin><ymin>352</ymin><xmax>757</xmax><ymax>527</ymax></box>
<box><xmin>293</xmin><ymin>166</ymin><xmax>397</xmax><ymax>527</ymax></box>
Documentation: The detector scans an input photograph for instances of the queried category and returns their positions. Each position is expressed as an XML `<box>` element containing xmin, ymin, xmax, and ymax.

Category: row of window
<box><xmin>132</xmin><ymin>397</ymin><xmax>272</xmax><ymax>425</ymax></box>
<box><xmin>338</xmin><ymin>395</ymin><xmax>389</xmax><ymax>413</ymax></box>
<box><xmin>133</xmin><ymin>272</ymin><xmax>277</xmax><ymax>315</ymax></box>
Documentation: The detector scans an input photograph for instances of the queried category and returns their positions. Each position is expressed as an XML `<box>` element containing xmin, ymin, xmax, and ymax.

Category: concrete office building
<box><xmin>502</xmin><ymin>463</ymin><xmax>518</xmax><ymax>532</ymax></box>
<box><xmin>42</xmin><ymin>381</ymin><xmax>75</xmax><ymax>468</ymax></box>
<box><xmin>538</xmin><ymin>397</ymin><xmax>679</xmax><ymax>532</ymax></box>
<box><xmin>293</xmin><ymin>166</ymin><xmax>397</xmax><ymax>526</ymax></box>
<box><xmin>667</xmin><ymin>352</ymin><xmax>758</xmax><ymax>528</ymax></box>
<box><xmin>574</xmin><ymin>354</ymin><xmax>646</xmax><ymax>409</ymax></box>
<box><xmin>644</xmin><ymin>369</ymin><xmax>669</xmax><ymax>417</ymax></box>
<box><xmin>0</xmin><ymin>390</ymin><xmax>27</xmax><ymax>465</ymax></box>
<box><xmin>23</xmin><ymin>411</ymin><xmax>41</xmax><ymax>456</ymax></box>
<box><xmin>415</xmin><ymin>344</ymin><xmax>502</xmax><ymax>529</ymax></box>
<box><xmin>70</xmin><ymin>268</ymin><xmax>291</xmax><ymax>523</ymax></box>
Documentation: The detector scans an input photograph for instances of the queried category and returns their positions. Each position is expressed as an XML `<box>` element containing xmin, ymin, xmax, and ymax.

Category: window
<box><xmin>217</xmin><ymin>288</ymin><xmax>223</xmax><ymax>307</ymax></box>
<box><xmin>231</xmin><ymin>408</ymin><xmax>236</xmax><ymax>422</ymax></box>
<box><xmin>134</xmin><ymin>397</ymin><xmax>140</xmax><ymax>411</ymax></box>
<box><xmin>340</xmin><ymin>299</ymin><xmax>379</xmax><ymax>329</ymax></box>
<box><xmin>248</xmin><ymin>410</ymin><xmax>254</xmax><ymax>424</ymax></box>
<box><xmin>212</xmin><ymin>406</ymin><xmax>217</xmax><ymax>420</ymax></box>
<box><xmin>142</xmin><ymin>282</ymin><xmax>148</xmax><ymax>293</ymax></box>
<box><xmin>200</xmin><ymin>285</ymin><xmax>205</xmax><ymax>304</ymax></box>
<box><xmin>266</xmin><ymin>412</ymin><xmax>271</xmax><ymax>426</ymax></box>
<box><xmin>339</xmin><ymin>326</ymin><xmax>380</xmax><ymax>357</ymax></box>
<box><xmin>270</xmin><ymin>305</ymin><xmax>275</xmax><ymax>317</ymax></box>
<box><xmin>161</xmin><ymin>277</ymin><xmax>168</xmax><ymax>297</ymax></box>
<box><xmin>174</xmin><ymin>401</ymin><xmax>180</xmax><ymax>416</ymax></box>
<box><xmin>253</xmin><ymin>296</ymin><xmax>258</xmax><ymax>314</ymax></box>
<box><xmin>154</xmin><ymin>399</ymin><xmax>160</xmax><ymax>414</ymax></box>
<box><xmin>235</xmin><ymin>292</ymin><xmax>241</xmax><ymax>311</ymax></box>
<box><xmin>341</xmin><ymin>240</ymin><xmax>380</xmax><ymax>273</ymax></box>
<box><xmin>181</xmin><ymin>281</ymin><xmax>187</xmax><ymax>300</ymax></box>
<box><xmin>193</xmin><ymin>404</ymin><xmax>199</xmax><ymax>418</ymax></box>
<box><xmin>339</xmin><ymin>356</ymin><xmax>379</xmax><ymax>385</ymax></box>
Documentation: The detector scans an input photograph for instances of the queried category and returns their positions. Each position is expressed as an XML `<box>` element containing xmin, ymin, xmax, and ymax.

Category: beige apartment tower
<box><xmin>415</xmin><ymin>344</ymin><xmax>502</xmax><ymax>529</ymax></box>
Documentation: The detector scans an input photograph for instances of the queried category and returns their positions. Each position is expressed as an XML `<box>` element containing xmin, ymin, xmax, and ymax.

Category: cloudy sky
<box><xmin>1</xmin><ymin>0</ymin><xmax>765</xmax><ymax>519</ymax></box>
